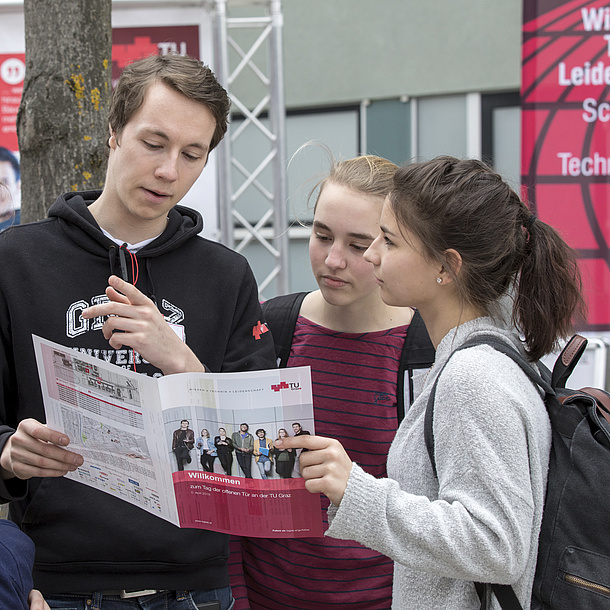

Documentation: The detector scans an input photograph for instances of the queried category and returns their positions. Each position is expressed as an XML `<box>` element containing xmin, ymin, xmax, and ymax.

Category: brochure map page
<box><xmin>33</xmin><ymin>335</ymin><xmax>322</xmax><ymax>538</ymax></box>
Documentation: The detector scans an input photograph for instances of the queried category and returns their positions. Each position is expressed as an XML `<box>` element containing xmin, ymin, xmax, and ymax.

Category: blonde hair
<box><xmin>312</xmin><ymin>154</ymin><xmax>398</xmax><ymax>213</ymax></box>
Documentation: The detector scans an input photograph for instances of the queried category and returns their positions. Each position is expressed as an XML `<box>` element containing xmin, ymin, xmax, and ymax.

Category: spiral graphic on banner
<box><xmin>522</xmin><ymin>0</ymin><xmax>610</xmax><ymax>330</ymax></box>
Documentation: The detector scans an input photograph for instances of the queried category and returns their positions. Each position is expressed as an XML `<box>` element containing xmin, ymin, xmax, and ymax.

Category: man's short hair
<box><xmin>108</xmin><ymin>54</ymin><xmax>230</xmax><ymax>152</ymax></box>
<box><xmin>0</xmin><ymin>148</ymin><xmax>20</xmax><ymax>181</ymax></box>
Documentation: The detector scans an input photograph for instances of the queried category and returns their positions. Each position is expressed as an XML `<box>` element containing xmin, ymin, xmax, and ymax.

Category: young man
<box><xmin>291</xmin><ymin>421</ymin><xmax>310</xmax><ymax>476</ymax></box>
<box><xmin>231</xmin><ymin>423</ymin><xmax>253</xmax><ymax>478</ymax></box>
<box><xmin>172</xmin><ymin>419</ymin><xmax>195</xmax><ymax>472</ymax></box>
<box><xmin>0</xmin><ymin>54</ymin><xmax>275</xmax><ymax>610</ymax></box>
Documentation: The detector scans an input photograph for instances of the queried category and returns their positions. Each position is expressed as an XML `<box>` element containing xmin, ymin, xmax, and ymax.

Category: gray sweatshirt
<box><xmin>327</xmin><ymin>317</ymin><xmax>551</xmax><ymax>609</ymax></box>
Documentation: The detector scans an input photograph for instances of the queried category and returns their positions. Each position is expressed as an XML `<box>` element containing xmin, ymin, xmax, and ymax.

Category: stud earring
<box><xmin>436</xmin><ymin>277</ymin><xmax>442</xmax><ymax>284</ymax></box>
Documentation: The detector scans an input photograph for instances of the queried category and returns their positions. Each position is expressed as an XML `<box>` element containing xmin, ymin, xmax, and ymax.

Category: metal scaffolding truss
<box><xmin>208</xmin><ymin>0</ymin><xmax>289</xmax><ymax>297</ymax></box>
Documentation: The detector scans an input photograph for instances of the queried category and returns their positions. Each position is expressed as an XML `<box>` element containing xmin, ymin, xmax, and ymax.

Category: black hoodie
<box><xmin>0</xmin><ymin>191</ymin><xmax>276</xmax><ymax>593</ymax></box>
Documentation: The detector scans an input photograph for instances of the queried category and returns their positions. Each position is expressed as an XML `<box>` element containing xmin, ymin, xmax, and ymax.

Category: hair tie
<box><xmin>523</xmin><ymin>214</ymin><xmax>537</xmax><ymax>245</ymax></box>
<box><xmin>524</xmin><ymin>214</ymin><xmax>537</xmax><ymax>231</ymax></box>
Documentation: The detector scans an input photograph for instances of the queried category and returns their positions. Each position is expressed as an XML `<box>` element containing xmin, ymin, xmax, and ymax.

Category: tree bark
<box><xmin>17</xmin><ymin>0</ymin><xmax>112</xmax><ymax>222</ymax></box>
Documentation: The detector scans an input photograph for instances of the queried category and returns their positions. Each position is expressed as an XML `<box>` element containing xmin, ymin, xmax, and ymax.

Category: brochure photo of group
<box><xmin>167</xmin><ymin>417</ymin><xmax>312</xmax><ymax>479</ymax></box>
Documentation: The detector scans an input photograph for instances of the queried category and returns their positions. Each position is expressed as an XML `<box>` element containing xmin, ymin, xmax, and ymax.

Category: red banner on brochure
<box><xmin>522</xmin><ymin>0</ymin><xmax>610</xmax><ymax>330</ymax></box>
<box><xmin>174</xmin><ymin>472</ymin><xmax>323</xmax><ymax>538</ymax></box>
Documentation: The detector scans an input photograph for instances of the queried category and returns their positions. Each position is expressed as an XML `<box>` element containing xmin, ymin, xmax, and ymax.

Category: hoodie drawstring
<box><xmin>107</xmin><ymin>243</ymin><xmax>141</xmax><ymax>372</ymax></box>
<box><xmin>108</xmin><ymin>244</ymin><xmax>118</xmax><ymax>277</ymax></box>
<box><xmin>107</xmin><ymin>244</ymin><xmax>140</xmax><ymax>286</ymax></box>
<box><xmin>119</xmin><ymin>244</ymin><xmax>139</xmax><ymax>285</ymax></box>
<box><xmin>145</xmin><ymin>258</ymin><xmax>157</xmax><ymax>306</ymax></box>
<box><xmin>119</xmin><ymin>245</ymin><xmax>129</xmax><ymax>281</ymax></box>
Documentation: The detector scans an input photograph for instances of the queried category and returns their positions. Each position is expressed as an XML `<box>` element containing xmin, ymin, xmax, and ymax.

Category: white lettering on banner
<box><xmin>582</xmin><ymin>97</ymin><xmax>610</xmax><ymax>122</ymax></box>
<box><xmin>187</xmin><ymin>471</ymin><xmax>242</xmax><ymax>485</ymax></box>
<box><xmin>556</xmin><ymin>8</ymin><xmax>610</xmax><ymax>108</ymax></box>
<box><xmin>558</xmin><ymin>61</ymin><xmax>610</xmax><ymax>86</ymax></box>
<box><xmin>157</xmin><ymin>42</ymin><xmax>187</xmax><ymax>56</ymax></box>
<box><xmin>582</xmin><ymin>7</ymin><xmax>610</xmax><ymax>31</ymax></box>
<box><xmin>557</xmin><ymin>151</ymin><xmax>610</xmax><ymax>176</ymax></box>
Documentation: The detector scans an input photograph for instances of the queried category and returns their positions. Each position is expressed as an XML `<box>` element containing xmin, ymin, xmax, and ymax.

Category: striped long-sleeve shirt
<box><xmin>232</xmin><ymin>315</ymin><xmax>409</xmax><ymax>610</ymax></box>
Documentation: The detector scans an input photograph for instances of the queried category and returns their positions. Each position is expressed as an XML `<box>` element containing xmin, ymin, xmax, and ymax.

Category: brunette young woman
<box><xmin>277</xmin><ymin>156</ymin><xmax>585</xmax><ymax>609</ymax></box>
<box><xmin>196</xmin><ymin>428</ymin><xmax>216</xmax><ymax>473</ymax></box>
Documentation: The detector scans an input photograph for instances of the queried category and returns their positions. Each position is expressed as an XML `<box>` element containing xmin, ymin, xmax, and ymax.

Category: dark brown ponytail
<box><xmin>389</xmin><ymin>156</ymin><xmax>586</xmax><ymax>361</ymax></box>
<box><xmin>516</xmin><ymin>215</ymin><xmax>585</xmax><ymax>360</ymax></box>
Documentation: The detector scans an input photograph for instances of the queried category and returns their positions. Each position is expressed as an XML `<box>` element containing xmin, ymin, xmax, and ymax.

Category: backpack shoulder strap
<box><xmin>475</xmin><ymin>582</ymin><xmax>523</xmax><ymax>610</ymax></box>
<box><xmin>397</xmin><ymin>309</ymin><xmax>435</xmax><ymax>422</ymax></box>
<box><xmin>424</xmin><ymin>334</ymin><xmax>551</xmax><ymax>478</ymax></box>
<box><xmin>261</xmin><ymin>292</ymin><xmax>308</xmax><ymax>368</ymax></box>
<box><xmin>551</xmin><ymin>334</ymin><xmax>587</xmax><ymax>389</ymax></box>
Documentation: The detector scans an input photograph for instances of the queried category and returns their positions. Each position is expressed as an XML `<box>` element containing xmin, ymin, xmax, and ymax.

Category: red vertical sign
<box><xmin>522</xmin><ymin>0</ymin><xmax>610</xmax><ymax>330</ymax></box>
<box><xmin>0</xmin><ymin>54</ymin><xmax>25</xmax><ymax>151</ymax></box>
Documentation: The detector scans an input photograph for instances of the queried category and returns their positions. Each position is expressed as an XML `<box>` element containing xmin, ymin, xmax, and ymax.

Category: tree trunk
<box><xmin>17</xmin><ymin>0</ymin><xmax>111</xmax><ymax>222</ymax></box>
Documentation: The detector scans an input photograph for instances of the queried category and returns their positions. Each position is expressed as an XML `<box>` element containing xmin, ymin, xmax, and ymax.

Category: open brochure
<box><xmin>33</xmin><ymin>335</ymin><xmax>322</xmax><ymax>538</ymax></box>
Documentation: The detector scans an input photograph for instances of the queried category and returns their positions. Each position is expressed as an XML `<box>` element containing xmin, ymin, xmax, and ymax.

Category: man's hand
<box><xmin>28</xmin><ymin>589</ymin><xmax>51</xmax><ymax>610</ymax></box>
<box><xmin>275</xmin><ymin>435</ymin><xmax>353</xmax><ymax>506</ymax></box>
<box><xmin>0</xmin><ymin>419</ymin><xmax>83</xmax><ymax>481</ymax></box>
<box><xmin>82</xmin><ymin>275</ymin><xmax>205</xmax><ymax>375</ymax></box>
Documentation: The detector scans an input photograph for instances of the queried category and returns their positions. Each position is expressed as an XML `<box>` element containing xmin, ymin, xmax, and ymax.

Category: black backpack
<box><xmin>424</xmin><ymin>334</ymin><xmax>610</xmax><ymax>610</ymax></box>
<box><xmin>261</xmin><ymin>292</ymin><xmax>435</xmax><ymax>420</ymax></box>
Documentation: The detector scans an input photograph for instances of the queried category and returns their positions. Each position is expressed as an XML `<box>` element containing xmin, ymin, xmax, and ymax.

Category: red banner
<box><xmin>174</xmin><ymin>473</ymin><xmax>323</xmax><ymax>538</ymax></box>
<box><xmin>0</xmin><ymin>54</ymin><xmax>25</xmax><ymax>151</ymax></box>
<box><xmin>522</xmin><ymin>0</ymin><xmax>610</xmax><ymax>330</ymax></box>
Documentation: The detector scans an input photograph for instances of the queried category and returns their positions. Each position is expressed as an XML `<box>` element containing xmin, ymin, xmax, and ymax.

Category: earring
<box><xmin>436</xmin><ymin>277</ymin><xmax>442</xmax><ymax>284</ymax></box>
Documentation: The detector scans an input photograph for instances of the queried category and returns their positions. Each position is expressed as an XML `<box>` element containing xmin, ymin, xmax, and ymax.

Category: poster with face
<box><xmin>522</xmin><ymin>0</ymin><xmax>610</xmax><ymax>330</ymax></box>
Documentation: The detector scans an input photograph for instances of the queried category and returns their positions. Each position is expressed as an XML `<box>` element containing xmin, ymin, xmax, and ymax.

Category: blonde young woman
<box><xmin>231</xmin><ymin>155</ymin><xmax>434</xmax><ymax>610</ymax></box>
<box><xmin>196</xmin><ymin>428</ymin><xmax>216</xmax><ymax>473</ymax></box>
